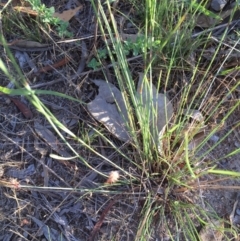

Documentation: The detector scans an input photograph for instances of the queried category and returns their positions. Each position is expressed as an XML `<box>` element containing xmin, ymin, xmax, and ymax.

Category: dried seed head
<box><xmin>105</xmin><ymin>171</ymin><xmax>120</xmax><ymax>184</ymax></box>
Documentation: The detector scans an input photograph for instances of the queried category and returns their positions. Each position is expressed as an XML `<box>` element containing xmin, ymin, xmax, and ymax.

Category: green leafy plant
<box><xmin>97</xmin><ymin>48</ymin><xmax>108</xmax><ymax>59</ymax></box>
<box><xmin>87</xmin><ymin>58</ymin><xmax>102</xmax><ymax>70</ymax></box>
<box><xmin>88</xmin><ymin>37</ymin><xmax>160</xmax><ymax>69</ymax></box>
<box><xmin>87</xmin><ymin>48</ymin><xmax>108</xmax><ymax>69</ymax></box>
<box><xmin>26</xmin><ymin>0</ymin><xmax>72</xmax><ymax>38</ymax></box>
<box><xmin>123</xmin><ymin>37</ymin><xmax>146</xmax><ymax>56</ymax></box>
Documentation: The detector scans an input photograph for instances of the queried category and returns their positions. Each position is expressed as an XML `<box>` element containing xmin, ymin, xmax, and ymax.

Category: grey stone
<box><xmin>211</xmin><ymin>0</ymin><xmax>227</xmax><ymax>11</ymax></box>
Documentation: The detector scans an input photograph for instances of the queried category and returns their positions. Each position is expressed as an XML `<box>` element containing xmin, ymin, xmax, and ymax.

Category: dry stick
<box><xmin>69</xmin><ymin>40</ymin><xmax>88</xmax><ymax>81</ymax></box>
<box><xmin>210</xmin><ymin>35</ymin><xmax>240</xmax><ymax>53</ymax></box>
<box><xmin>30</xmin><ymin>55</ymin><xmax>142</xmax><ymax>89</ymax></box>
<box><xmin>2</xmin><ymin>39</ymin><xmax>88</xmax><ymax>80</ymax></box>
<box><xmin>73</xmin><ymin>55</ymin><xmax>143</xmax><ymax>77</ymax></box>
<box><xmin>31</xmin><ymin>79</ymin><xmax>64</xmax><ymax>88</ymax></box>
<box><xmin>5</xmin><ymin>43</ymin><xmax>54</xmax><ymax>52</ymax></box>
<box><xmin>191</xmin><ymin>19</ymin><xmax>240</xmax><ymax>38</ymax></box>
<box><xmin>88</xmin><ymin>195</ymin><xmax>119</xmax><ymax>241</ymax></box>
<box><xmin>18</xmin><ymin>41</ymin><xmax>88</xmax><ymax>89</ymax></box>
<box><xmin>89</xmin><ymin>2</ymin><xmax>100</xmax><ymax>63</ymax></box>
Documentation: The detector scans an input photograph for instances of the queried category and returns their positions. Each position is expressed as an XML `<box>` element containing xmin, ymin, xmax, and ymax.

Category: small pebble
<box><xmin>210</xmin><ymin>135</ymin><xmax>219</xmax><ymax>143</ymax></box>
<box><xmin>234</xmin><ymin>142</ymin><xmax>240</xmax><ymax>148</ymax></box>
<box><xmin>233</xmin><ymin>215</ymin><xmax>240</xmax><ymax>225</ymax></box>
<box><xmin>211</xmin><ymin>0</ymin><xmax>227</xmax><ymax>11</ymax></box>
<box><xmin>23</xmin><ymin>231</ymin><xmax>28</xmax><ymax>238</ymax></box>
<box><xmin>236</xmin><ymin>208</ymin><xmax>240</xmax><ymax>216</ymax></box>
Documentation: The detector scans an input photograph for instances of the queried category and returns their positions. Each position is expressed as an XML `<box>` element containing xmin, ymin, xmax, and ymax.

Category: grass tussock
<box><xmin>0</xmin><ymin>0</ymin><xmax>239</xmax><ymax>240</ymax></box>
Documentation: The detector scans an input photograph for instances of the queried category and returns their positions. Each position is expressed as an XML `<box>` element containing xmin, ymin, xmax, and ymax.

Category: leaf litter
<box><xmin>87</xmin><ymin>79</ymin><xmax>131</xmax><ymax>142</ymax></box>
<box><xmin>34</xmin><ymin>122</ymin><xmax>71</xmax><ymax>158</ymax></box>
<box><xmin>0</xmin><ymin>1</ymin><xmax>83</xmax><ymax>23</ymax></box>
<box><xmin>87</xmin><ymin>75</ymin><xmax>174</xmax><ymax>148</ymax></box>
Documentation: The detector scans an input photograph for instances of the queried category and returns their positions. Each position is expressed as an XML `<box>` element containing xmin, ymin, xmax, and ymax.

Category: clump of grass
<box><xmin>89</xmin><ymin>0</ymin><xmax>240</xmax><ymax>239</ymax></box>
<box><xmin>1</xmin><ymin>7</ymin><xmax>44</xmax><ymax>41</ymax></box>
<box><xmin>0</xmin><ymin>0</ymin><xmax>239</xmax><ymax>240</ymax></box>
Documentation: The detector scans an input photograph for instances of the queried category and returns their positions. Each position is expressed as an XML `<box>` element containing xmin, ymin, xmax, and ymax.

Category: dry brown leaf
<box><xmin>36</xmin><ymin>56</ymin><xmax>70</xmax><ymax>74</ymax></box>
<box><xmin>187</xmin><ymin>130</ymin><xmax>206</xmax><ymax>151</ymax></box>
<box><xmin>87</xmin><ymin>79</ymin><xmax>131</xmax><ymax>142</ymax></box>
<box><xmin>8</xmin><ymin>97</ymin><xmax>33</xmax><ymax>119</ymax></box>
<box><xmin>8</xmin><ymin>39</ymin><xmax>50</xmax><ymax>48</ymax></box>
<box><xmin>195</xmin><ymin>9</ymin><xmax>232</xmax><ymax>28</ymax></box>
<box><xmin>0</xmin><ymin>2</ymin><xmax>37</xmax><ymax>15</ymax></box>
<box><xmin>199</xmin><ymin>219</ymin><xmax>224</xmax><ymax>241</ymax></box>
<box><xmin>182</xmin><ymin>109</ymin><xmax>204</xmax><ymax>123</ymax></box>
<box><xmin>1</xmin><ymin>39</ymin><xmax>53</xmax><ymax>52</ymax></box>
<box><xmin>53</xmin><ymin>5</ymin><xmax>83</xmax><ymax>22</ymax></box>
<box><xmin>13</xmin><ymin>6</ymin><xmax>38</xmax><ymax>16</ymax></box>
<box><xmin>1</xmin><ymin>3</ymin><xmax>82</xmax><ymax>22</ymax></box>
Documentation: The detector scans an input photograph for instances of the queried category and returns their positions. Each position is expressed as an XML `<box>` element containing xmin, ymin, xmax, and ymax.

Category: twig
<box><xmin>70</xmin><ymin>40</ymin><xmax>88</xmax><ymax>80</ymax></box>
<box><xmin>36</xmin><ymin>56</ymin><xmax>70</xmax><ymax>74</ymax></box>
<box><xmin>88</xmin><ymin>195</ymin><xmax>119</xmax><ymax>241</ymax></box>
<box><xmin>31</xmin><ymin>79</ymin><xmax>64</xmax><ymax>88</ymax></box>
<box><xmin>74</xmin><ymin>54</ymin><xmax>143</xmax><ymax>77</ymax></box>
<box><xmin>191</xmin><ymin>19</ymin><xmax>240</xmax><ymax>38</ymax></box>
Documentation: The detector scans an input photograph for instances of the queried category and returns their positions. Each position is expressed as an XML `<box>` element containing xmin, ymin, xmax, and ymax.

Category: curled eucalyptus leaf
<box><xmin>136</xmin><ymin>73</ymin><xmax>173</xmax><ymax>148</ymax></box>
<box><xmin>87</xmin><ymin>79</ymin><xmax>130</xmax><ymax>142</ymax></box>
